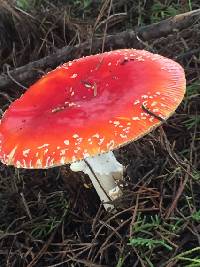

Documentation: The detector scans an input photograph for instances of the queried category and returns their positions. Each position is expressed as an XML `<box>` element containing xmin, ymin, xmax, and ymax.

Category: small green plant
<box><xmin>16</xmin><ymin>0</ymin><xmax>43</xmax><ymax>10</ymax></box>
<box><xmin>128</xmin><ymin>213</ymin><xmax>176</xmax><ymax>264</ymax></box>
<box><xmin>191</xmin><ymin>171</ymin><xmax>200</xmax><ymax>181</ymax></box>
<box><xmin>133</xmin><ymin>214</ymin><xmax>161</xmax><ymax>234</ymax></box>
<box><xmin>184</xmin><ymin>115</ymin><xmax>200</xmax><ymax>130</ymax></box>
<box><xmin>30</xmin><ymin>192</ymin><xmax>68</xmax><ymax>239</ymax></box>
<box><xmin>173</xmin><ymin>247</ymin><xmax>200</xmax><ymax>265</ymax></box>
<box><xmin>150</xmin><ymin>1</ymin><xmax>178</xmax><ymax>23</ymax></box>
<box><xmin>185</xmin><ymin>82</ymin><xmax>200</xmax><ymax>100</ymax></box>
<box><xmin>192</xmin><ymin>210</ymin><xmax>200</xmax><ymax>222</ymax></box>
<box><xmin>187</xmin><ymin>83</ymin><xmax>200</xmax><ymax>95</ymax></box>
<box><xmin>59</xmin><ymin>0</ymin><xmax>92</xmax><ymax>9</ymax></box>
<box><xmin>116</xmin><ymin>256</ymin><xmax>125</xmax><ymax>267</ymax></box>
<box><xmin>31</xmin><ymin>217</ymin><xmax>60</xmax><ymax>239</ymax></box>
<box><xmin>129</xmin><ymin>237</ymin><xmax>172</xmax><ymax>251</ymax></box>
<box><xmin>83</xmin><ymin>0</ymin><xmax>92</xmax><ymax>9</ymax></box>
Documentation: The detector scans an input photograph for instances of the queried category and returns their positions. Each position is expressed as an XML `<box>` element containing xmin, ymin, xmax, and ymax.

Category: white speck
<box><xmin>68</xmin><ymin>102</ymin><xmax>77</xmax><ymax>107</ymax></box>
<box><xmin>49</xmin><ymin>158</ymin><xmax>55</xmax><ymax>166</ymax></box>
<box><xmin>72</xmin><ymin>156</ymin><xmax>77</xmax><ymax>161</ymax></box>
<box><xmin>153</xmin><ymin>108</ymin><xmax>159</xmax><ymax>112</ymax></box>
<box><xmin>64</xmin><ymin>140</ymin><xmax>70</xmax><ymax>145</ymax></box>
<box><xmin>60</xmin><ymin>157</ymin><xmax>66</xmax><ymax>165</ymax></box>
<box><xmin>70</xmin><ymin>73</ymin><xmax>77</xmax><ymax>78</ymax></box>
<box><xmin>136</xmin><ymin>56</ymin><xmax>145</xmax><ymax>61</ymax></box>
<box><xmin>3</xmin><ymin>154</ymin><xmax>7</xmax><ymax>162</ymax></box>
<box><xmin>36</xmin><ymin>159</ymin><xmax>42</xmax><ymax>167</ymax></box>
<box><xmin>98</xmin><ymin>138</ymin><xmax>104</xmax><ymax>145</ymax></box>
<box><xmin>113</xmin><ymin>121</ymin><xmax>120</xmax><ymax>126</ymax></box>
<box><xmin>142</xmin><ymin>101</ymin><xmax>148</xmax><ymax>107</ymax></box>
<box><xmin>134</xmin><ymin>100</ymin><xmax>140</xmax><ymax>105</ymax></box>
<box><xmin>161</xmin><ymin>103</ymin><xmax>166</xmax><ymax>107</ymax></box>
<box><xmin>132</xmin><ymin>117</ymin><xmax>140</xmax><ymax>121</ymax></box>
<box><xmin>107</xmin><ymin>140</ymin><xmax>115</xmax><ymax>149</ymax></box>
<box><xmin>60</xmin><ymin>149</ymin><xmax>66</xmax><ymax>156</ymax></box>
<box><xmin>116</xmin><ymin>60</ymin><xmax>120</xmax><ymax>65</ymax></box>
<box><xmin>16</xmin><ymin>161</ymin><xmax>21</xmax><ymax>168</ymax></box>
<box><xmin>44</xmin><ymin>149</ymin><xmax>48</xmax><ymax>154</ymax></box>
<box><xmin>22</xmin><ymin>159</ymin><xmax>27</xmax><ymax>168</ymax></box>
<box><xmin>156</xmin><ymin>92</ymin><xmax>161</xmax><ymax>95</ymax></box>
<box><xmin>149</xmin><ymin>116</ymin><xmax>154</xmax><ymax>122</ymax></box>
<box><xmin>76</xmin><ymin>137</ymin><xmax>83</xmax><ymax>143</ymax></box>
<box><xmin>108</xmin><ymin>62</ymin><xmax>112</xmax><ymax>66</ymax></box>
<box><xmin>29</xmin><ymin>160</ymin><xmax>33</xmax><ymax>168</ymax></box>
<box><xmin>38</xmin><ymin>144</ymin><xmax>49</xmax><ymax>149</ymax></box>
<box><xmin>73</xmin><ymin>134</ymin><xmax>79</xmax><ymax>138</ymax></box>
<box><xmin>62</xmin><ymin>64</ymin><xmax>68</xmax><ymax>70</ymax></box>
<box><xmin>7</xmin><ymin>146</ymin><xmax>18</xmax><ymax>164</ymax></box>
<box><xmin>45</xmin><ymin>157</ymin><xmax>51</xmax><ymax>167</ymax></box>
<box><xmin>151</xmin><ymin>101</ymin><xmax>157</xmax><ymax>107</ymax></box>
<box><xmin>120</xmin><ymin>134</ymin><xmax>127</xmax><ymax>139</ymax></box>
<box><xmin>158</xmin><ymin>114</ymin><xmax>164</xmax><ymax>119</ymax></box>
<box><xmin>93</xmin><ymin>134</ymin><xmax>100</xmax><ymax>138</ymax></box>
<box><xmin>123</xmin><ymin>127</ymin><xmax>130</xmax><ymax>133</ymax></box>
<box><xmin>141</xmin><ymin>95</ymin><xmax>149</xmax><ymax>99</ymax></box>
<box><xmin>83</xmin><ymin>152</ymin><xmax>90</xmax><ymax>158</ymax></box>
<box><xmin>71</xmin><ymin>91</ymin><xmax>75</xmax><ymax>96</ymax></box>
<box><xmin>23</xmin><ymin>149</ymin><xmax>30</xmax><ymax>157</ymax></box>
<box><xmin>57</xmin><ymin>146</ymin><xmax>60</xmax><ymax>149</ymax></box>
<box><xmin>83</xmin><ymin>81</ymin><xmax>92</xmax><ymax>88</ymax></box>
<box><xmin>141</xmin><ymin>112</ymin><xmax>149</xmax><ymax>116</ymax></box>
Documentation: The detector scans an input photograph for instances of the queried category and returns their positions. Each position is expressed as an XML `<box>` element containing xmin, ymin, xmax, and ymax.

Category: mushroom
<box><xmin>0</xmin><ymin>49</ymin><xmax>186</xmax><ymax>210</ymax></box>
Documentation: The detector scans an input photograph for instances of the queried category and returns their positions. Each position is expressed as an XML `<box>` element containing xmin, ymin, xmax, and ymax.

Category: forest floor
<box><xmin>0</xmin><ymin>1</ymin><xmax>199</xmax><ymax>266</ymax></box>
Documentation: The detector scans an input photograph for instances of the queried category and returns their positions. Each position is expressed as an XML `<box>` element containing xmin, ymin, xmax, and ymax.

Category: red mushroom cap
<box><xmin>0</xmin><ymin>49</ymin><xmax>186</xmax><ymax>169</ymax></box>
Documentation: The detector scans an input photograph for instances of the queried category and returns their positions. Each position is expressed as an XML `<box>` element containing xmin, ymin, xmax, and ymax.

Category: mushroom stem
<box><xmin>70</xmin><ymin>151</ymin><xmax>123</xmax><ymax>210</ymax></box>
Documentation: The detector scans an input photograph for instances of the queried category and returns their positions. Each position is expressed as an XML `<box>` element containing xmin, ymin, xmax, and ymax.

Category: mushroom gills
<box><xmin>70</xmin><ymin>151</ymin><xmax>123</xmax><ymax>210</ymax></box>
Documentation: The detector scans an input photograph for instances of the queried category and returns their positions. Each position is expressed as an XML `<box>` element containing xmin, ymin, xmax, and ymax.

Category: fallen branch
<box><xmin>136</xmin><ymin>8</ymin><xmax>200</xmax><ymax>40</ymax></box>
<box><xmin>0</xmin><ymin>9</ymin><xmax>199</xmax><ymax>90</ymax></box>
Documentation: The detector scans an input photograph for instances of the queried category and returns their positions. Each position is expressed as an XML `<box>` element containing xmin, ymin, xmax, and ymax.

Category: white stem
<box><xmin>70</xmin><ymin>151</ymin><xmax>124</xmax><ymax>210</ymax></box>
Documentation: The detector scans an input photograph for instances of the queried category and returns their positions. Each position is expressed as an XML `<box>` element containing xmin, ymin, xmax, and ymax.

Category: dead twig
<box><xmin>20</xmin><ymin>192</ymin><xmax>32</xmax><ymax>220</ymax></box>
<box><xmin>101</xmin><ymin>0</ymin><xmax>113</xmax><ymax>53</ymax></box>
<box><xmin>165</xmin><ymin>166</ymin><xmax>190</xmax><ymax>219</ymax></box>
<box><xmin>136</xmin><ymin>8</ymin><xmax>200</xmax><ymax>40</ymax></box>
